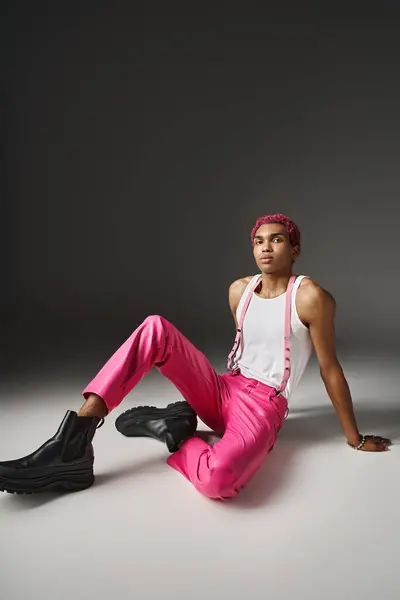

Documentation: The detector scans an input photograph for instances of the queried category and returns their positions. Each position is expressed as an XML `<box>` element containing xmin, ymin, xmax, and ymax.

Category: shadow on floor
<box><xmin>1</xmin><ymin>402</ymin><xmax>398</xmax><ymax>511</ymax></box>
<box><xmin>0</xmin><ymin>454</ymin><xmax>165</xmax><ymax>511</ymax></box>
<box><xmin>281</xmin><ymin>401</ymin><xmax>400</xmax><ymax>443</ymax></box>
<box><xmin>200</xmin><ymin>401</ymin><xmax>400</xmax><ymax>509</ymax></box>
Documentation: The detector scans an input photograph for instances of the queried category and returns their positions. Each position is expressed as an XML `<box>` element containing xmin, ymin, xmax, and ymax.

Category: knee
<box><xmin>199</xmin><ymin>462</ymin><xmax>238</xmax><ymax>501</ymax></box>
<box><xmin>142</xmin><ymin>314</ymin><xmax>170</xmax><ymax>335</ymax></box>
<box><xmin>143</xmin><ymin>314</ymin><xmax>164</xmax><ymax>327</ymax></box>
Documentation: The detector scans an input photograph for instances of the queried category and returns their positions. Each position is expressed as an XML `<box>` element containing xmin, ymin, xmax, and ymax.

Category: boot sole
<box><xmin>114</xmin><ymin>401</ymin><xmax>196</xmax><ymax>436</ymax></box>
<box><xmin>0</xmin><ymin>463</ymin><xmax>94</xmax><ymax>495</ymax></box>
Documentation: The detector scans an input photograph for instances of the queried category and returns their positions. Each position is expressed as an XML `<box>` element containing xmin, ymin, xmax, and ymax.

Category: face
<box><xmin>252</xmin><ymin>223</ymin><xmax>299</xmax><ymax>274</ymax></box>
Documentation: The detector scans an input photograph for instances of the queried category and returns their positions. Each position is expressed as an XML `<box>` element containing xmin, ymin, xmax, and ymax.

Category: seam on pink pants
<box><xmin>157</xmin><ymin>343</ymin><xmax>219</xmax><ymax>388</ymax></box>
<box><xmin>82</xmin><ymin>317</ymin><xmax>224</xmax><ymax>431</ymax></box>
<box><xmin>82</xmin><ymin>315</ymin><xmax>286</xmax><ymax>500</ymax></box>
<box><xmin>167</xmin><ymin>375</ymin><xmax>286</xmax><ymax>500</ymax></box>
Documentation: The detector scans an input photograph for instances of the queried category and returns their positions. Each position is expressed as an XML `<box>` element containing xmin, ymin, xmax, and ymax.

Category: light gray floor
<box><xmin>0</xmin><ymin>352</ymin><xmax>399</xmax><ymax>600</ymax></box>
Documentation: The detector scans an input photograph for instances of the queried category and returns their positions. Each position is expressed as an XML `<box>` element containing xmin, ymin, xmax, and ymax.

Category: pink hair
<box><xmin>250</xmin><ymin>213</ymin><xmax>301</xmax><ymax>250</ymax></box>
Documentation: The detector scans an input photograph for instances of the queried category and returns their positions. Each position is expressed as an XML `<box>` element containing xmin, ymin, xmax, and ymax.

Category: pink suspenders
<box><xmin>227</xmin><ymin>276</ymin><xmax>262</xmax><ymax>374</ymax></box>
<box><xmin>227</xmin><ymin>274</ymin><xmax>297</xmax><ymax>400</ymax></box>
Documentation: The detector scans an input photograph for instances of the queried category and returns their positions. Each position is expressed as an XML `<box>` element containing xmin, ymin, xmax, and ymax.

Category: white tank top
<box><xmin>236</xmin><ymin>274</ymin><xmax>313</xmax><ymax>400</ymax></box>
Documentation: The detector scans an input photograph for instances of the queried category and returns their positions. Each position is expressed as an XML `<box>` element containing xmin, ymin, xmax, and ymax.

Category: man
<box><xmin>0</xmin><ymin>213</ymin><xmax>392</xmax><ymax>500</ymax></box>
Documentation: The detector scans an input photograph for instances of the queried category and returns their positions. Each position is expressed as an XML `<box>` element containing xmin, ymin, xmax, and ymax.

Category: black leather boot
<box><xmin>115</xmin><ymin>401</ymin><xmax>197</xmax><ymax>452</ymax></box>
<box><xmin>0</xmin><ymin>411</ymin><xmax>104</xmax><ymax>494</ymax></box>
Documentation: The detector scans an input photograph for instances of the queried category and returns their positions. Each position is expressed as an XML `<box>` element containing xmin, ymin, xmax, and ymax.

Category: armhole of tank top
<box><xmin>236</xmin><ymin>274</ymin><xmax>259</xmax><ymax>322</ymax></box>
<box><xmin>292</xmin><ymin>275</ymin><xmax>310</xmax><ymax>331</ymax></box>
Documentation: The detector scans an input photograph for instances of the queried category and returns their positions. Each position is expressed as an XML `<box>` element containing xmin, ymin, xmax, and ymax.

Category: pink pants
<box><xmin>82</xmin><ymin>315</ymin><xmax>288</xmax><ymax>500</ymax></box>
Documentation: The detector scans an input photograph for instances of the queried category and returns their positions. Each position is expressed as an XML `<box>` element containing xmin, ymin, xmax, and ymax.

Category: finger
<box><xmin>362</xmin><ymin>442</ymin><xmax>388</xmax><ymax>452</ymax></box>
<box><xmin>377</xmin><ymin>438</ymin><xmax>392</xmax><ymax>446</ymax></box>
<box><xmin>371</xmin><ymin>436</ymin><xmax>392</xmax><ymax>445</ymax></box>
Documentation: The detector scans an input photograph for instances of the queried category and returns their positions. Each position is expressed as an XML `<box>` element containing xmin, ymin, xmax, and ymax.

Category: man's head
<box><xmin>250</xmin><ymin>213</ymin><xmax>301</xmax><ymax>274</ymax></box>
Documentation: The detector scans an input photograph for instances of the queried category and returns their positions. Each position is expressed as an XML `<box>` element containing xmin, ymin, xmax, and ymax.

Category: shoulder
<box><xmin>296</xmin><ymin>277</ymin><xmax>336</xmax><ymax>325</ymax></box>
<box><xmin>228</xmin><ymin>276</ymin><xmax>254</xmax><ymax>310</ymax></box>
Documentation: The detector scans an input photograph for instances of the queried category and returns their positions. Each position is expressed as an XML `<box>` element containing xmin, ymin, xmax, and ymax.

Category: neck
<box><xmin>257</xmin><ymin>271</ymin><xmax>294</xmax><ymax>299</ymax></box>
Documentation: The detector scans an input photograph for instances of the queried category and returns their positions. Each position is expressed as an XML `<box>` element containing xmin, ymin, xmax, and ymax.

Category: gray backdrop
<box><xmin>5</xmin><ymin>4</ymin><xmax>400</xmax><ymax>373</ymax></box>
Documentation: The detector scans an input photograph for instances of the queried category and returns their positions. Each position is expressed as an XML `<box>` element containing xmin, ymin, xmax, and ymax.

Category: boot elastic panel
<box><xmin>162</xmin><ymin>416</ymin><xmax>197</xmax><ymax>452</ymax></box>
<box><xmin>0</xmin><ymin>410</ymin><xmax>103</xmax><ymax>495</ymax></box>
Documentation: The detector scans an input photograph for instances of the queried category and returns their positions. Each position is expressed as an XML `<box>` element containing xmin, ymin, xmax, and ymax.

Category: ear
<box><xmin>291</xmin><ymin>244</ymin><xmax>300</xmax><ymax>262</ymax></box>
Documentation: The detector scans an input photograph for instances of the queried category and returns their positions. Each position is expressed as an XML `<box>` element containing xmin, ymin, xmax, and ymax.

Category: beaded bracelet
<box><xmin>347</xmin><ymin>435</ymin><xmax>367</xmax><ymax>450</ymax></box>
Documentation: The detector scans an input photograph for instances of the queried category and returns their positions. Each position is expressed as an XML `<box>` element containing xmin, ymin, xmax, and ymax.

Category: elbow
<box><xmin>320</xmin><ymin>361</ymin><xmax>343</xmax><ymax>382</ymax></box>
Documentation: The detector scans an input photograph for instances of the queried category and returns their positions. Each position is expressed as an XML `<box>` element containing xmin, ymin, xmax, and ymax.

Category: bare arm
<box><xmin>228</xmin><ymin>277</ymin><xmax>253</xmax><ymax>330</ymax></box>
<box><xmin>297</xmin><ymin>280</ymin><xmax>391</xmax><ymax>452</ymax></box>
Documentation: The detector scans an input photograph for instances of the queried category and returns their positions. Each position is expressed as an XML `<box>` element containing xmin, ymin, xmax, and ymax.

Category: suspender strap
<box><xmin>275</xmin><ymin>274</ymin><xmax>296</xmax><ymax>396</ymax></box>
<box><xmin>227</xmin><ymin>274</ymin><xmax>297</xmax><ymax>399</ymax></box>
<box><xmin>227</xmin><ymin>275</ymin><xmax>262</xmax><ymax>372</ymax></box>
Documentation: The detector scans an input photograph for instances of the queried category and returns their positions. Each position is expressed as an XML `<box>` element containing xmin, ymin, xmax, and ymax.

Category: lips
<box><xmin>260</xmin><ymin>256</ymin><xmax>273</xmax><ymax>262</ymax></box>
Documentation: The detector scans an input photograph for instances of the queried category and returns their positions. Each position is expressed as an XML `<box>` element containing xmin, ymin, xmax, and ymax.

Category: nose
<box><xmin>261</xmin><ymin>241</ymin><xmax>272</xmax><ymax>253</ymax></box>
